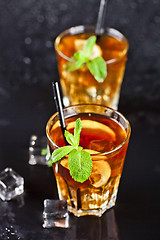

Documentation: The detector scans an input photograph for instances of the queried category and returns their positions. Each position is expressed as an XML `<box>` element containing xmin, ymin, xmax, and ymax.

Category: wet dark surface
<box><xmin>0</xmin><ymin>0</ymin><xmax>160</xmax><ymax>239</ymax></box>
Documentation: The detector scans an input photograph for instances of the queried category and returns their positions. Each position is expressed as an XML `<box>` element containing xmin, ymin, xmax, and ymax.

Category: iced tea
<box><xmin>46</xmin><ymin>105</ymin><xmax>130</xmax><ymax>217</ymax></box>
<box><xmin>55</xmin><ymin>26</ymin><xmax>128</xmax><ymax>109</ymax></box>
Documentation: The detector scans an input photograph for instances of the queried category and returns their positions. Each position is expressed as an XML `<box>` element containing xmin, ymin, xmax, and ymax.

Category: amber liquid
<box><xmin>56</xmin><ymin>32</ymin><xmax>128</xmax><ymax>109</ymax></box>
<box><xmin>48</xmin><ymin>113</ymin><xmax>129</xmax><ymax>216</ymax></box>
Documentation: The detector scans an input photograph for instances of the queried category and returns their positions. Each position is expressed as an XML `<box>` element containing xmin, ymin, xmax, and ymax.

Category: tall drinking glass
<box><xmin>46</xmin><ymin>104</ymin><xmax>130</xmax><ymax>217</ymax></box>
<box><xmin>55</xmin><ymin>26</ymin><xmax>129</xmax><ymax>109</ymax></box>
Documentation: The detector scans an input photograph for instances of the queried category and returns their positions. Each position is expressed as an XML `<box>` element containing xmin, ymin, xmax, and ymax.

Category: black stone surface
<box><xmin>0</xmin><ymin>0</ymin><xmax>160</xmax><ymax>239</ymax></box>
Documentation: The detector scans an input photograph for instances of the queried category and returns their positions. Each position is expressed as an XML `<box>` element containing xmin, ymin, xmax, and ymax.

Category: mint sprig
<box><xmin>41</xmin><ymin>148</ymin><xmax>48</xmax><ymax>156</ymax></box>
<box><xmin>50</xmin><ymin>118</ymin><xmax>92</xmax><ymax>183</ymax></box>
<box><xmin>66</xmin><ymin>36</ymin><xmax>107</xmax><ymax>83</ymax></box>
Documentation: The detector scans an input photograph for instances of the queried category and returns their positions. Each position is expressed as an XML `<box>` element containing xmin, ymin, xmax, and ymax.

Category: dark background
<box><xmin>0</xmin><ymin>0</ymin><xmax>160</xmax><ymax>239</ymax></box>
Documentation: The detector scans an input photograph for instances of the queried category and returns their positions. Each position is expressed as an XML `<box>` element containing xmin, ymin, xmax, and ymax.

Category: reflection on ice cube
<box><xmin>29</xmin><ymin>135</ymin><xmax>50</xmax><ymax>165</ymax></box>
<box><xmin>89</xmin><ymin>139</ymin><xmax>115</xmax><ymax>152</ymax></box>
<box><xmin>0</xmin><ymin>168</ymin><xmax>24</xmax><ymax>201</ymax></box>
<box><xmin>43</xmin><ymin>199</ymin><xmax>69</xmax><ymax>228</ymax></box>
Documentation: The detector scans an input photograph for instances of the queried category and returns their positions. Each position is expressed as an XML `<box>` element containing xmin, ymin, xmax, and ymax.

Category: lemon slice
<box><xmin>67</xmin><ymin>120</ymin><xmax>116</xmax><ymax>142</ymax></box>
<box><xmin>60</xmin><ymin>158</ymin><xmax>69</xmax><ymax>169</ymax></box>
<box><xmin>74</xmin><ymin>39</ymin><xmax>102</xmax><ymax>60</ymax></box>
<box><xmin>83</xmin><ymin>149</ymin><xmax>107</xmax><ymax>161</ymax></box>
<box><xmin>83</xmin><ymin>149</ymin><xmax>99</xmax><ymax>154</ymax></box>
<box><xmin>84</xmin><ymin>149</ymin><xmax>111</xmax><ymax>187</ymax></box>
<box><xmin>89</xmin><ymin>160</ymin><xmax>111</xmax><ymax>188</ymax></box>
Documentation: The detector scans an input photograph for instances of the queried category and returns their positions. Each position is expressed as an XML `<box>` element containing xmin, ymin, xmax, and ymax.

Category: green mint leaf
<box><xmin>77</xmin><ymin>146</ymin><xmax>83</xmax><ymax>151</ymax></box>
<box><xmin>51</xmin><ymin>146</ymin><xmax>75</xmax><ymax>163</ymax></box>
<box><xmin>66</xmin><ymin>52</ymin><xmax>86</xmax><ymax>71</ymax></box>
<box><xmin>48</xmin><ymin>158</ymin><xmax>53</xmax><ymax>167</ymax></box>
<box><xmin>66</xmin><ymin>35</ymin><xmax>107</xmax><ymax>82</ymax></box>
<box><xmin>41</xmin><ymin>148</ymin><xmax>48</xmax><ymax>156</ymax></box>
<box><xmin>74</xmin><ymin>118</ymin><xmax>82</xmax><ymax>146</ymax></box>
<box><xmin>68</xmin><ymin>150</ymin><xmax>92</xmax><ymax>183</ymax></box>
<box><xmin>83</xmin><ymin>36</ymin><xmax>96</xmax><ymax>58</ymax></box>
<box><xmin>74</xmin><ymin>52</ymin><xmax>87</xmax><ymax>63</ymax></box>
<box><xmin>50</xmin><ymin>118</ymin><xmax>92</xmax><ymax>183</ymax></box>
<box><xmin>65</xmin><ymin>130</ymin><xmax>76</xmax><ymax>146</ymax></box>
<box><xmin>74</xmin><ymin>118</ymin><xmax>82</xmax><ymax>136</ymax></box>
<box><xmin>87</xmin><ymin>57</ymin><xmax>107</xmax><ymax>82</ymax></box>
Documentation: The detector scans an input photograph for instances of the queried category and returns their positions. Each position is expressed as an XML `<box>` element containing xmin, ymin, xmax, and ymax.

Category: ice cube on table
<box><xmin>29</xmin><ymin>135</ymin><xmax>50</xmax><ymax>165</ymax></box>
<box><xmin>43</xmin><ymin>199</ymin><xmax>69</xmax><ymax>228</ymax></box>
<box><xmin>0</xmin><ymin>168</ymin><xmax>24</xmax><ymax>201</ymax></box>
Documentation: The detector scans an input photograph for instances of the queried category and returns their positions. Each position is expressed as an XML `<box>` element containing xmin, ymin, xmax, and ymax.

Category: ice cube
<box><xmin>89</xmin><ymin>139</ymin><xmax>115</xmax><ymax>152</ymax></box>
<box><xmin>0</xmin><ymin>168</ymin><xmax>24</xmax><ymax>201</ymax></box>
<box><xmin>43</xmin><ymin>199</ymin><xmax>69</xmax><ymax>228</ymax></box>
<box><xmin>29</xmin><ymin>135</ymin><xmax>50</xmax><ymax>165</ymax></box>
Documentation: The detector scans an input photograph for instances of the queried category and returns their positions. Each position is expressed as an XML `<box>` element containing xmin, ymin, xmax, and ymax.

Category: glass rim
<box><xmin>46</xmin><ymin>104</ymin><xmax>131</xmax><ymax>157</ymax></box>
<box><xmin>54</xmin><ymin>25</ymin><xmax>129</xmax><ymax>65</ymax></box>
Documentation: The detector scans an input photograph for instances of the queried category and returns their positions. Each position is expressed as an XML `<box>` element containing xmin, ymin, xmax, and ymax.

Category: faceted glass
<box><xmin>55</xmin><ymin>26</ymin><xmax>129</xmax><ymax>109</ymax></box>
<box><xmin>46</xmin><ymin>105</ymin><xmax>130</xmax><ymax>217</ymax></box>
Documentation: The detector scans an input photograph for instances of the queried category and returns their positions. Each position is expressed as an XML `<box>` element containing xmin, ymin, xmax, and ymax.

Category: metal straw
<box><xmin>52</xmin><ymin>81</ymin><xmax>76</xmax><ymax>209</ymax></box>
<box><xmin>95</xmin><ymin>0</ymin><xmax>109</xmax><ymax>36</ymax></box>
<box><xmin>52</xmin><ymin>81</ymin><xmax>66</xmax><ymax>137</ymax></box>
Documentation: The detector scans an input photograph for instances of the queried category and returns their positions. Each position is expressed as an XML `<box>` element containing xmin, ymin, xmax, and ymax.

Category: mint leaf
<box><xmin>87</xmin><ymin>57</ymin><xmax>107</xmax><ymax>82</ymax></box>
<box><xmin>74</xmin><ymin>118</ymin><xmax>82</xmax><ymax>146</ymax></box>
<box><xmin>65</xmin><ymin>130</ymin><xmax>76</xmax><ymax>146</ymax></box>
<box><xmin>74</xmin><ymin>118</ymin><xmax>82</xmax><ymax>136</ymax></box>
<box><xmin>83</xmin><ymin>36</ymin><xmax>96</xmax><ymax>58</ymax></box>
<box><xmin>74</xmin><ymin>52</ymin><xmax>87</xmax><ymax>64</ymax></box>
<box><xmin>48</xmin><ymin>158</ymin><xmax>53</xmax><ymax>167</ymax></box>
<box><xmin>66</xmin><ymin>36</ymin><xmax>107</xmax><ymax>82</ymax></box>
<box><xmin>50</xmin><ymin>118</ymin><xmax>92</xmax><ymax>183</ymax></box>
<box><xmin>68</xmin><ymin>150</ymin><xmax>92</xmax><ymax>183</ymax></box>
<box><xmin>66</xmin><ymin>52</ymin><xmax>86</xmax><ymax>71</ymax></box>
<box><xmin>77</xmin><ymin>146</ymin><xmax>83</xmax><ymax>151</ymax></box>
<box><xmin>41</xmin><ymin>148</ymin><xmax>48</xmax><ymax>156</ymax></box>
<box><xmin>51</xmin><ymin>146</ymin><xmax>75</xmax><ymax>163</ymax></box>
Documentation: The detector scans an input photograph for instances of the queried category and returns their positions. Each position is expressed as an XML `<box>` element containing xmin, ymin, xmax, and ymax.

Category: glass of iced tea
<box><xmin>46</xmin><ymin>104</ymin><xmax>130</xmax><ymax>217</ymax></box>
<box><xmin>54</xmin><ymin>26</ymin><xmax>129</xmax><ymax>109</ymax></box>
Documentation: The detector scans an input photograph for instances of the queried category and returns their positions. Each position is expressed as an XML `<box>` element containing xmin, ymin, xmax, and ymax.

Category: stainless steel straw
<box><xmin>95</xmin><ymin>0</ymin><xmax>109</xmax><ymax>36</ymax></box>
